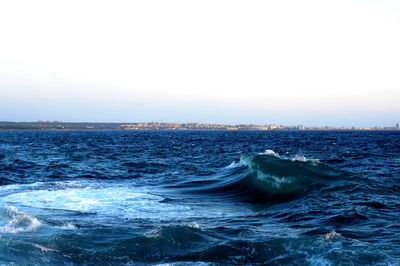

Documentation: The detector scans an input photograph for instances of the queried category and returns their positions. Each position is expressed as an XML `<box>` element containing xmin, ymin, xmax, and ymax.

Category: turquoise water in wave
<box><xmin>0</xmin><ymin>130</ymin><xmax>399</xmax><ymax>265</ymax></box>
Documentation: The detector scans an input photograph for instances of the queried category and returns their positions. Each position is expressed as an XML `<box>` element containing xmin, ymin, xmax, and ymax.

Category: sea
<box><xmin>0</xmin><ymin>130</ymin><xmax>399</xmax><ymax>265</ymax></box>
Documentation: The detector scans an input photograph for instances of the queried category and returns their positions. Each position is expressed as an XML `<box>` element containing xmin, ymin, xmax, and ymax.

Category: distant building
<box><xmin>397</xmin><ymin>123</ymin><xmax>399</xmax><ymax>129</ymax></box>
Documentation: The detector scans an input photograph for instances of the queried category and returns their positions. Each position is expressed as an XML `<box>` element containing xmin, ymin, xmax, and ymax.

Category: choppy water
<box><xmin>0</xmin><ymin>130</ymin><xmax>399</xmax><ymax>265</ymax></box>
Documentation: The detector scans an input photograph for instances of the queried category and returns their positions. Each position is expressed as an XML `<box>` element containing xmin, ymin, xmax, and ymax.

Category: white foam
<box><xmin>242</xmin><ymin>155</ymin><xmax>293</xmax><ymax>187</ymax></box>
<box><xmin>145</xmin><ymin>222</ymin><xmax>204</xmax><ymax>239</ymax></box>
<box><xmin>262</xmin><ymin>149</ymin><xmax>280</xmax><ymax>157</ymax></box>
<box><xmin>0</xmin><ymin>206</ymin><xmax>41</xmax><ymax>233</ymax></box>
<box><xmin>225</xmin><ymin>161</ymin><xmax>244</xmax><ymax>169</ymax></box>
<box><xmin>322</xmin><ymin>230</ymin><xmax>342</xmax><ymax>241</ymax></box>
<box><xmin>33</xmin><ymin>244</ymin><xmax>59</xmax><ymax>253</ymax></box>
<box><xmin>253</xmin><ymin>170</ymin><xmax>293</xmax><ymax>187</ymax></box>
<box><xmin>0</xmin><ymin>181</ymin><xmax>45</xmax><ymax>196</ymax></box>
<box><xmin>291</xmin><ymin>154</ymin><xmax>320</xmax><ymax>164</ymax></box>
<box><xmin>60</xmin><ymin>222</ymin><xmax>77</xmax><ymax>230</ymax></box>
<box><xmin>254</xmin><ymin>149</ymin><xmax>321</xmax><ymax>164</ymax></box>
<box><xmin>291</xmin><ymin>154</ymin><xmax>308</xmax><ymax>162</ymax></box>
<box><xmin>187</xmin><ymin>222</ymin><xmax>203</xmax><ymax>231</ymax></box>
<box><xmin>1</xmin><ymin>185</ymin><xmax>191</xmax><ymax>221</ymax></box>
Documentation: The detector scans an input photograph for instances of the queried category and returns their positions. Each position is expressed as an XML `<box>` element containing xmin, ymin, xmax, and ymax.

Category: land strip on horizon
<box><xmin>0</xmin><ymin>121</ymin><xmax>399</xmax><ymax>131</ymax></box>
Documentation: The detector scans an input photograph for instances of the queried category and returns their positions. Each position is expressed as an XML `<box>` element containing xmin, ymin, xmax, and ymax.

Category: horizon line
<box><xmin>1</xmin><ymin>120</ymin><xmax>399</xmax><ymax>130</ymax></box>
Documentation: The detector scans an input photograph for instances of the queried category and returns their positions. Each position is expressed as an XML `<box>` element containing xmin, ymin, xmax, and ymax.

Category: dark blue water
<box><xmin>0</xmin><ymin>130</ymin><xmax>399</xmax><ymax>265</ymax></box>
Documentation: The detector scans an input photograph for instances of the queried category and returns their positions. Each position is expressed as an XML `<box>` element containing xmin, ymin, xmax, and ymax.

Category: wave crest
<box><xmin>182</xmin><ymin>150</ymin><xmax>349</xmax><ymax>202</ymax></box>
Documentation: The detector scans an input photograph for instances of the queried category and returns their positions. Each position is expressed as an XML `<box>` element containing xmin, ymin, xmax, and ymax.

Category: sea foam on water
<box><xmin>0</xmin><ymin>206</ymin><xmax>41</xmax><ymax>233</ymax></box>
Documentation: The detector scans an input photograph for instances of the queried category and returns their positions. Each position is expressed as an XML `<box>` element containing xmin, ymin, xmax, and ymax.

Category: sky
<box><xmin>1</xmin><ymin>0</ymin><xmax>399</xmax><ymax>127</ymax></box>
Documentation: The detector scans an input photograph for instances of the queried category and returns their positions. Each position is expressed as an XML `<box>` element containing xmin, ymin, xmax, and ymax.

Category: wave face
<box><xmin>240</xmin><ymin>152</ymin><xmax>347</xmax><ymax>200</ymax></box>
<box><xmin>1</xmin><ymin>130</ymin><xmax>400</xmax><ymax>264</ymax></box>
<box><xmin>178</xmin><ymin>151</ymin><xmax>349</xmax><ymax>202</ymax></box>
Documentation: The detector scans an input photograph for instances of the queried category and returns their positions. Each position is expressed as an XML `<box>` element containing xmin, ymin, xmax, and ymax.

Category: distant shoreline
<box><xmin>0</xmin><ymin>121</ymin><xmax>398</xmax><ymax>131</ymax></box>
<box><xmin>1</xmin><ymin>129</ymin><xmax>400</xmax><ymax>132</ymax></box>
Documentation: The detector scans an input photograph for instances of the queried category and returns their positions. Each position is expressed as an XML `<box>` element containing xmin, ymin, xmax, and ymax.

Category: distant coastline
<box><xmin>0</xmin><ymin>121</ymin><xmax>399</xmax><ymax>131</ymax></box>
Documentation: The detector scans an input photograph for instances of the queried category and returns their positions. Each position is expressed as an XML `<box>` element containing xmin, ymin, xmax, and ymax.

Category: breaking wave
<box><xmin>0</xmin><ymin>206</ymin><xmax>41</xmax><ymax>233</ymax></box>
<box><xmin>177</xmin><ymin>150</ymin><xmax>349</xmax><ymax>202</ymax></box>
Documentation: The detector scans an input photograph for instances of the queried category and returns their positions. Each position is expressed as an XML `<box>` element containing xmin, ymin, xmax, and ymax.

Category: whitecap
<box><xmin>187</xmin><ymin>222</ymin><xmax>203</xmax><ymax>231</ymax></box>
<box><xmin>322</xmin><ymin>230</ymin><xmax>342</xmax><ymax>241</ymax></box>
<box><xmin>0</xmin><ymin>206</ymin><xmax>41</xmax><ymax>233</ymax></box>
<box><xmin>225</xmin><ymin>161</ymin><xmax>244</xmax><ymax>169</ymax></box>
<box><xmin>262</xmin><ymin>149</ymin><xmax>280</xmax><ymax>157</ymax></box>
<box><xmin>291</xmin><ymin>154</ymin><xmax>320</xmax><ymax>164</ymax></box>
<box><xmin>291</xmin><ymin>154</ymin><xmax>308</xmax><ymax>162</ymax></box>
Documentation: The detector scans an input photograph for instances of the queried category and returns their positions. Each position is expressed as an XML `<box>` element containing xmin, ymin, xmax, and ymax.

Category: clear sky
<box><xmin>1</xmin><ymin>0</ymin><xmax>399</xmax><ymax>127</ymax></box>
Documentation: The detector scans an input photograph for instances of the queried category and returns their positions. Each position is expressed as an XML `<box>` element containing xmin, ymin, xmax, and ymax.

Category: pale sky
<box><xmin>1</xmin><ymin>0</ymin><xmax>399</xmax><ymax>127</ymax></box>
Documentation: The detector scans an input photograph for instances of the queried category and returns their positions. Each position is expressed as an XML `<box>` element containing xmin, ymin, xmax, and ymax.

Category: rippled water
<box><xmin>0</xmin><ymin>130</ymin><xmax>399</xmax><ymax>265</ymax></box>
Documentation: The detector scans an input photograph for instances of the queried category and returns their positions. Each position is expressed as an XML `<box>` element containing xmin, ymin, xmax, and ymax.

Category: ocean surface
<box><xmin>0</xmin><ymin>130</ymin><xmax>399</xmax><ymax>265</ymax></box>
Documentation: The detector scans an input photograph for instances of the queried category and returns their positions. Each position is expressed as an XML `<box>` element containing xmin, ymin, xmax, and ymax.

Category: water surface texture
<box><xmin>0</xmin><ymin>130</ymin><xmax>399</xmax><ymax>265</ymax></box>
